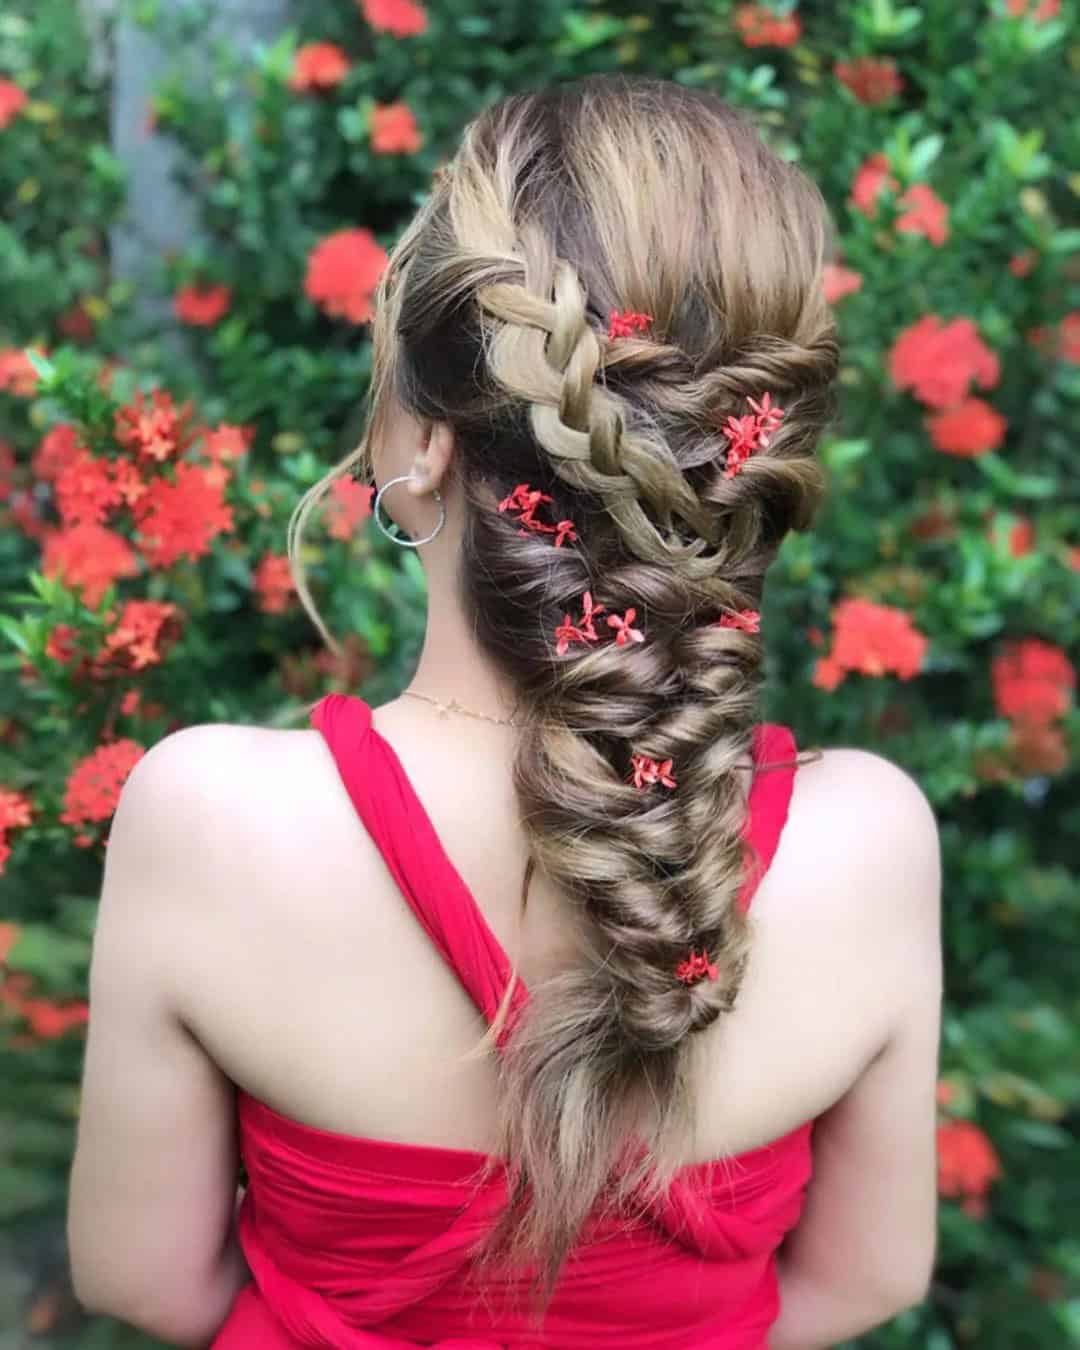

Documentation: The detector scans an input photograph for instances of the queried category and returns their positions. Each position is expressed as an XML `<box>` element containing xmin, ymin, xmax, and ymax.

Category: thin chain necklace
<box><xmin>402</xmin><ymin>688</ymin><xmax>519</xmax><ymax>727</ymax></box>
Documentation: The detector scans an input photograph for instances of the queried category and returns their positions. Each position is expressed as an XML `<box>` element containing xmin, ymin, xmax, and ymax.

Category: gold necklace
<box><xmin>402</xmin><ymin>689</ymin><xmax>519</xmax><ymax>727</ymax></box>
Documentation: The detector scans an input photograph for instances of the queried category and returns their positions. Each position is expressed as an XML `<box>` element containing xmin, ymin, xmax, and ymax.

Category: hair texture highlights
<box><xmin>290</xmin><ymin>76</ymin><xmax>839</xmax><ymax>1297</ymax></box>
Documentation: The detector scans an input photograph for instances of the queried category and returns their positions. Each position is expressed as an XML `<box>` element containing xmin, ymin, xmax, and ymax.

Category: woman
<box><xmin>68</xmin><ymin>77</ymin><xmax>942</xmax><ymax>1348</ymax></box>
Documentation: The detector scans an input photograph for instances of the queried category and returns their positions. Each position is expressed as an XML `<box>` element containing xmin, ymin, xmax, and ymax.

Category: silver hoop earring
<box><xmin>372</xmin><ymin>475</ymin><xmax>446</xmax><ymax>548</ymax></box>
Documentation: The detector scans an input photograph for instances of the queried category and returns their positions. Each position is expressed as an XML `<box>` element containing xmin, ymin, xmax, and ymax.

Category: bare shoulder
<box><xmin>772</xmin><ymin>744</ymin><xmax>942</xmax><ymax>949</ymax></box>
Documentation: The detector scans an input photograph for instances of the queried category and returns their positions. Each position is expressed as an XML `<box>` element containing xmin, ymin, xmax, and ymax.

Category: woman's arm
<box><xmin>769</xmin><ymin>763</ymin><xmax>943</xmax><ymax>1350</ymax></box>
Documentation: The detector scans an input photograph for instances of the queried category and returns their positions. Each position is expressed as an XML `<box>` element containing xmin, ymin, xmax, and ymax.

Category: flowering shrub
<box><xmin>1</xmin><ymin>1</ymin><xmax>1078</xmax><ymax>1346</ymax></box>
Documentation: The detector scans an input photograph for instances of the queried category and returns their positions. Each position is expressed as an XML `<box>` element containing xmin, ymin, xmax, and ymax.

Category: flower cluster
<box><xmin>889</xmin><ymin>315</ymin><xmax>1004</xmax><ymax>458</ymax></box>
<box><xmin>835</xmin><ymin>56</ymin><xmax>903</xmax><ymax>105</ymax></box>
<box><xmin>289</xmin><ymin>43</ymin><xmax>350</xmax><ymax>93</ymax></box>
<box><xmin>254</xmin><ymin>553</ymin><xmax>295</xmax><ymax>614</ymax></box>
<box><xmin>554</xmin><ymin>590</ymin><xmax>605</xmax><ymax>655</ymax></box>
<box><xmin>630</xmin><ymin>754</ymin><xmax>676</xmax><ymax>791</ymax></box>
<box><xmin>607</xmin><ymin>310</ymin><xmax>652</xmax><ymax>339</ymax></box>
<box><xmin>721</xmin><ymin>392</ymin><xmax>785</xmax><ymax>479</ymax></box>
<box><xmin>849</xmin><ymin>154</ymin><xmax>950</xmax><ymax>247</ymax></box>
<box><xmin>499</xmin><ymin>483</ymin><xmax>577</xmax><ymax>548</ymax></box>
<box><xmin>675</xmin><ymin>950</ymin><xmax>719</xmax><ymax>986</ymax></box>
<box><xmin>936</xmin><ymin>1118</ymin><xmax>1002</xmax><ymax>1220</ymax></box>
<box><xmin>0</xmin><ymin>790</ymin><xmax>33</xmax><ymax>876</ymax></box>
<box><xmin>174</xmin><ymin>283</ymin><xmax>232</xmax><ymax>326</ymax></box>
<box><xmin>304</xmin><ymin>228</ymin><xmax>389</xmax><ymax>324</ymax></box>
<box><xmin>813</xmin><ymin>597</ymin><xmax>928</xmax><ymax>691</ymax></box>
<box><xmin>60</xmin><ymin>740</ymin><xmax>146</xmax><ymax>845</ymax></box>
<box><xmin>360</xmin><ymin>0</ymin><xmax>428</xmax><ymax>37</ymax></box>
<box><xmin>717</xmin><ymin>608</ymin><xmax>761</xmax><ymax>633</ymax></box>
<box><xmin>733</xmin><ymin>4</ymin><xmax>801</xmax><ymax>47</ymax></box>
<box><xmin>96</xmin><ymin>600</ymin><xmax>181</xmax><ymax>674</ymax></box>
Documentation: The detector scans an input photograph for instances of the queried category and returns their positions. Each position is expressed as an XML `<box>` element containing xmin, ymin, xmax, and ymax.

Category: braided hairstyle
<box><xmin>293</xmin><ymin>76</ymin><xmax>839</xmax><ymax>1294</ymax></box>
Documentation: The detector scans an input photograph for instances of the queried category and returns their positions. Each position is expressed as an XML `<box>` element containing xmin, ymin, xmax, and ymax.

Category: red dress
<box><xmin>213</xmin><ymin>694</ymin><xmax>814</xmax><ymax>1349</ymax></box>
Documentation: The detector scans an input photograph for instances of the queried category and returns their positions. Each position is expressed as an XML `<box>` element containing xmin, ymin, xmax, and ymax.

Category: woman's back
<box><xmin>174</xmin><ymin>704</ymin><xmax>914</xmax><ymax>1168</ymax></box>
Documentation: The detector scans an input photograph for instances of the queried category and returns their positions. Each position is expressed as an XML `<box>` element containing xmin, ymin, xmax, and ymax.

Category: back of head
<box><xmin>354</xmin><ymin>75</ymin><xmax>837</xmax><ymax>1292</ymax></box>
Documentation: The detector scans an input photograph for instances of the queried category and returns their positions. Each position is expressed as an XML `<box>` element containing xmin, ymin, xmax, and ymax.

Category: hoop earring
<box><xmin>372</xmin><ymin>475</ymin><xmax>446</xmax><ymax>548</ymax></box>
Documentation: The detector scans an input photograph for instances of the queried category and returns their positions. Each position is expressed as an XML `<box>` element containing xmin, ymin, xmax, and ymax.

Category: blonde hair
<box><xmin>289</xmin><ymin>76</ymin><xmax>839</xmax><ymax>1298</ymax></box>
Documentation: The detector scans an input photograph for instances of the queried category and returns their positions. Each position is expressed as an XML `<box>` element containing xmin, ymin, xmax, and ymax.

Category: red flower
<box><xmin>305</xmin><ymin>228</ymin><xmax>388</xmax><ymax>324</ymax></box>
<box><xmin>114</xmin><ymin>389</ymin><xmax>195</xmax><ymax>463</ymax></box>
<box><xmin>835</xmin><ymin>56</ymin><xmax>904</xmax><ymax>105</ymax></box>
<box><xmin>45</xmin><ymin>624</ymin><xmax>79</xmax><ymax>665</ymax></box>
<box><xmin>289</xmin><ymin>42</ymin><xmax>350</xmax><ymax>93</ymax></box>
<box><xmin>721</xmin><ymin>391</ymin><xmax>785</xmax><ymax>478</ymax></box>
<box><xmin>254</xmin><ymin>553</ymin><xmax>295</xmax><ymax>614</ymax></box>
<box><xmin>173</xmin><ymin>283</ymin><xmax>231</xmax><ymax>326</ymax></box>
<box><xmin>675</xmin><ymin>950</ymin><xmax>718</xmax><ymax>986</ymax></box>
<box><xmin>1009</xmin><ymin>721</ymin><xmax>1068</xmax><ymax>777</ymax></box>
<box><xmin>0</xmin><ymin>439</ymin><xmax>14</xmax><ymax>501</ymax></box>
<box><xmin>896</xmin><ymin>184</ymin><xmax>950</xmax><ymax>247</ymax></box>
<box><xmin>371</xmin><ymin>102</ymin><xmax>422</xmax><ymax>154</ymax></box>
<box><xmin>733</xmin><ymin>4</ymin><xmax>801</xmax><ymax>48</ymax></box>
<box><xmin>54</xmin><ymin>450</ymin><xmax>123</xmax><ymax>525</ymax></box>
<box><xmin>33</xmin><ymin>424</ymin><xmax>81</xmax><ymax>482</ymax></box>
<box><xmin>0</xmin><ymin>78</ymin><xmax>28</xmax><ymax>130</ymax></box>
<box><xmin>360</xmin><ymin>0</ymin><xmax>428</xmax><ymax>37</ymax></box>
<box><xmin>0</xmin><ymin>348</ymin><xmax>39</xmax><ymax>397</ymax></box>
<box><xmin>607</xmin><ymin>609</ymin><xmax>645</xmax><ymax>647</ymax></box>
<box><xmin>631</xmin><ymin>754</ymin><xmax>677</xmax><ymax>791</ymax></box>
<box><xmin>555</xmin><ymin>591</ymin><xmax>605</xmax><ymax>655</ymax></box>
<box><xmin>327</xmin><ymin>477</ymin><xmax>374</xmax><ymax>540</ymax></box>
<box><xmin>42</xmin><ymin>524</ymin><xmax>139</xmax><ymax>607</ymax></box>
<box><xmin>1059</xmin><ymin>312</ymin><xmax>1080</xmax><ymax>365</ymax></box>
<box><xmin>19</xmin><ymin>996</ymin><xmax>90</xmax><ymax>1040</ymax></box>
<box><xmin>937</xmin><ymin>1120</ymin><xmax>1002</xmax><ymax>1219</ymax></box>
<box><xmin>1008</xmin><ymin>250</ymin><xmax>1037</xmax><ymax>278</ymax></box>
<box><xmin>57</xmin><ymin>301</ymin><xmax>96</xmax><ymax>343</ymax></box>
<box><xmin>889</xmin><ymin>315</ymin><xmax>1000</xmax><ymax>409</ymax></box>
<box><xmin>0</xmin><ymin>789</ymin><xmax>32</xmax><ymax>833</ymax></box>
<box><xmin>0</xmin><ymin>920</ymin><xmax>19</xmax><ymax>962</ymax></box>
<box><xmin>823</xmin><ymin>262</ymin><xmax>863</xmax><ymax>305</ymax></box>
<box><xmin>992</xmin><ymin>638</ymin><xmax>1075</xmax><ymax>727</ymax></box>
<box><xmin>926</xmin><ymin>397</ymin><xmax>1007</xmax><ymax>457</ymax></box>
<box><xmin>608</xmin><ymin>311</ymin><xmax>653</xmax><ymax>339</ymax></box>
<box><xmin>61</xmin><ymin>740</ymin><xmax>145</xmax><ymax>830</ymax></box>
<box><xmin>848</xmin><ymin>152</ymin><xmax>898</xmax><ymax>216</ymax></box>
<box><xmin>718</xmin><ymin>609</ymin><xmax>761</xmax><ymax>633</ymax></box>
<box><xmin>813</xmin><ymin>597</ymin><xmax>928</xmax><ymax>690</ymax></box>
<box><xmin>1008</xmin><ymin>518</ymin><xmax>1035</xmax><ymax>558</ymax></box>
<box><xmin>1005</xmin><ymin>0</ymin><xmax>1061</xmax><ymax>19</ymax></box>
<box><xmin>133</xmin><ymin>463</ymin><xmax>233</xmax><ymax>568</ymax></box>
<box><xmin>553</xmin><ymin>519</ymin><xmax>578</xmax><ymax>548</ymax></box>
<box><xmin>98</xmin><ymin>601</ymin><xmax>180</xmax><ymax>672</ymax></box>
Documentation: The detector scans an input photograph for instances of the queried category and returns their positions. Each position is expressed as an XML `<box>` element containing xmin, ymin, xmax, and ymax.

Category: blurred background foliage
<box><xmin>0</xmin><ymin>0</ymin><xmax>1078</xmax><ymax>1345</ymax></box>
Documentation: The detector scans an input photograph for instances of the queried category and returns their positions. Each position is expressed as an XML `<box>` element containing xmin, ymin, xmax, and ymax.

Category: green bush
<box><xmin>1</xmin><ymin>1</ymin><xmax>1078</xmax><ymax>1346</ymax></box>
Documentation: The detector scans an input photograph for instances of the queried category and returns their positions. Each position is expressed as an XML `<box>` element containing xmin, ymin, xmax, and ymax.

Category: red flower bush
<box><xmin>33</xmin><ymin>423</ymin><xmax>81</xmax><ymax>481</ymax></box>
<box><xmin>848</xmin><ymin>152</ymin><xmax>898</xmax><ymax>215</ymax></box>
<box><xmin>937</xmin><ymin>1120</ymin><xmax>1002</xmax><ymax>1219</ymax></box>
<box><xmin>289</xmin><ymin>43</ymin><xmax>350</xmax><ymax>93</ymax></box>
<box><xmin>304</xmin><ymin>228</ymin><xmax>388</xmax><ymax>324</ymax></box>
<box><xmin>326</xmin><ymin>477</ymin><xmax>373</xmax><ymax>541</ymax></box>
<box><xmin>835</xmin><ymin>57</ymin><xmax>904</xmax><ymax>104</ymax></box>
<box><xmin>371</xmin><ymin>103</ymin><xmax>422</xmax><ymax>155</ymax></box>
<box><xmin>114</xmin><ymin>389</ymin><xmax>195</xmax><ymax>463</ymax></box>
<box><xmin>0</xmin><ymin>790</ymin><xmax>33</xmax><ymax>876</ymax></box>
<box><xmin>60</xmin><ymin>740</ymin><xmax>145</xmax><ymax>833</ymax></box>
<box><xmin>253</xmin><ymin>553</ymin><xmax>294</xmax><ymax>613</ymax></box>
<box><xmin>54</xmin><ymin>450</ymin><xmax>123</xmax><ymax>525</ymax></box>
<box><xmin>992</xmin><ymin>639</ymin><xmax>1076</xmax><ymax>728</ymax></box>
<box><xmin>133</xmin><ymin>463</ymin><xmax>234</xmax><ymax>567</ymax></box>
<box><xmin>173</xmin><ymin>283</ymin><xmax>231</xmax><ymax>326</ymax></box>
<box><xmin>0</xmin><ymin>78</ymin><xmax>27</xmax><ymax>130</ymax></box>
<box><xmin>896</xmin><ymin>184</ymin><xmax>950</xmax><ymax>246</ymax></box>
<box><xmin>0</xmin><ymin>348</ymin><xmax>39</xmax><ymax>397</ymax></box>
<box><xmin>359</xmin><ymin>0</ymin><xmax>428</xmax><ymax>37</ymax></box>
<box><xmin>733</xmin><ymin>4</ymin><xmax>801</xmax><ymax>47</ymax></box>
<box><xmin>822</xmin><ymin>262</ymin><xmax>862</xmax><ymax>305</ymax></box>
<box><xmin>42</xmin><ymin>524</ymin><xmax>139</xmax><ymax>607</ymax></box>
<box><xmin>813</xmin><ymin>597</ymin><xmax>928</xmax><ymax>690</ymax></box>
<box><xmin>889</xmin><ymin>316</ymin><xmax>1000</xmax><ymax>409</ymax></box>
<box><xmin>927</xmin><ymin>397</ymin><xmax>1007</xmax><ymax>457</ymax></box>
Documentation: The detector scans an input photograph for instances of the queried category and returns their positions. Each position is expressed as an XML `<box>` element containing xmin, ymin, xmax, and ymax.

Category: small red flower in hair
<box><xmin>608</xmin><ymin>310</ymin><xmax>653</xmax><ymax>339</ymax></box>
<box><xmin>607</xmin><ymin>609</ymin><xmax>645</xmax><ymax>646</ymax></box>
<box><xmin>555</xmin><ymin>591</ymin><xmax>606</xmax><ymax>655</ymax></box>
<box><xmin>553</xmin><ymin>519</ymin><xmax>578</xmax><ymax>549</ymax></box>
<box><xmin>500</xmin><ymin>482</ymin><xmax>579</xmax><ymax>546</ymax></box>
<box><xmin>675</xmin><ymin>950</ymin><xmax>719</xmax><ymax>987</ymax></box>
<box><xmin>721</xmin><ymin>392</ymin><xmax>786</xmax><ymax>478</ymax></box>
<box><xmin>717</xmin><ymin>608</ymin><xmax>761</xmax><ymax>633</ymax></box>
<box><xmin>630</xmin><ymin>754</ymin><xmax>677</xmax><ymax>790</ymax></box>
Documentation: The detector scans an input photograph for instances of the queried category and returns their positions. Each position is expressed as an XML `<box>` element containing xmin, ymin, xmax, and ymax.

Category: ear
<box><xmin>406</xmin><ymin>421</ymin><xmax>455</xmax><ymax>497</ymax></box>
